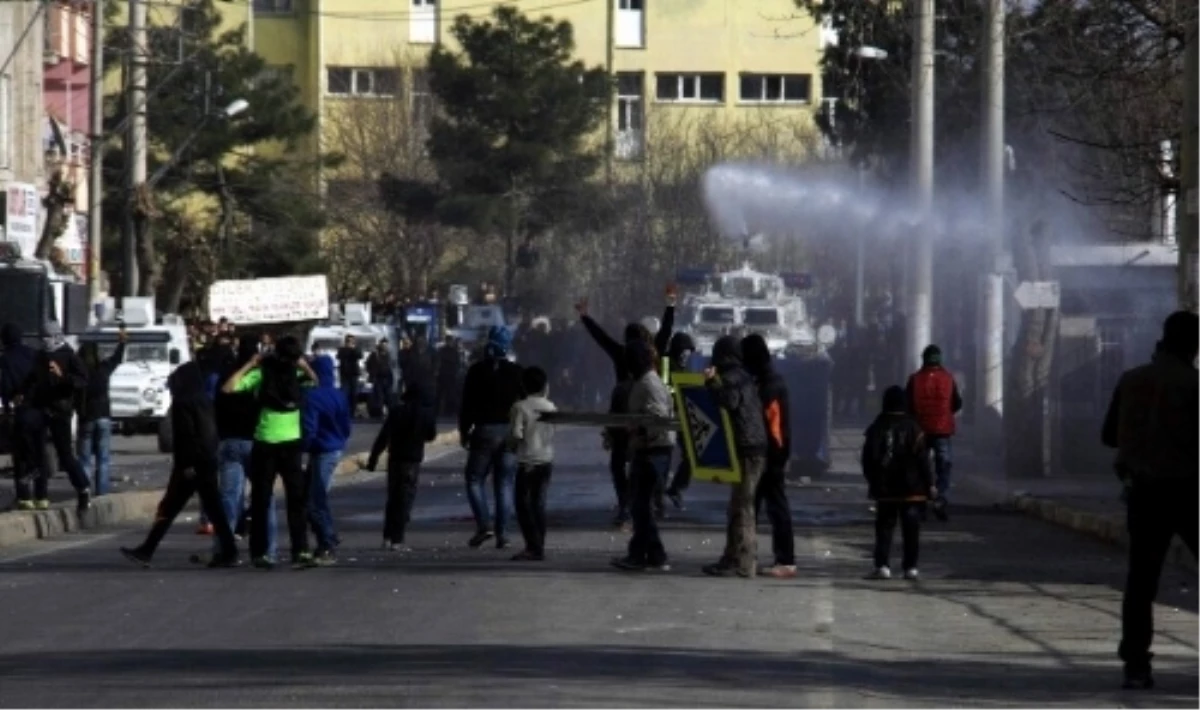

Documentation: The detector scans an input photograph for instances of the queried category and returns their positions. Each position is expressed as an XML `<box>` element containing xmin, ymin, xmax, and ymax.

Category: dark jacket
<box><xmin>667</xmin><ymin>331</ymin><xmax>697</xmax><ymax>374</ymax></box>
<box><xmin>25</xmin><ymin>345</ymin><xmax>88</xmax><ymax>418</ymax></box>
<box><xmin>705</xmin><ymin>335</ymin><xmax>767</xmax><ymax>457</ymax></box>
<box><xmin>742</xmin><ymin>336</ymin><xmax>791</xmax><ymax>467</ymax></box>
<box><xmin>302</xmin><ymin>355</ymin><xmax>353</xmax><ymax>454</ymax></box>
<box><xmin>581</xmin><ymin>305</ymin><xmax>675</xmax><ymax>384</ymax></box>
<box><xmin>169</xmin><ymin>362</ymin><xmax>220</xmax><ymax>472</ymax></box>
<box><xmin>336</xmin><ymin>346</ymin><xmax>360</xmax><ymax>379</ymax></box>
<box><xmin>458</xmin><ymin>356</ymin><xmax>524</xmax><ymax>438</ymax></box>
<box><xmin>861</xmin><ymin>412</ymin><xmax>932</xmax><ymax>501</ymax></box>
<box><xmin>369</xmin><ymin>377</ymin><xmax>437</xmax><ymax>466</ymax></box>
<box><xmin>77</xmin><ymin>342</ymin><xmax>126</xmax><ymax>422</ymax></box>
<box><xmin>1101</xmin><ymin>349</ymin><xmax>1198</xmax><ymax>485</ymax></box>
<box><xmin>0</xmin><ymin>323</ymin><xmax>35</xmax><ymax>411</ymax></box>
<box><xmin>214</xmin><ymin>341</ymin><xmax>261</xmax><ymax>441</ymax></box>
<box><xmin>366</xmin><ymin>349</ymin><xmax>392</xmax><ymax>382</ymax></box>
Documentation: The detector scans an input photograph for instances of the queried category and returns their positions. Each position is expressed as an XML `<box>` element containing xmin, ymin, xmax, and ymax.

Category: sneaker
<box><xmin>702</xmin><ymin>561</ymin><xmax>738</xmax><ymax>578</ymax></box>
<box><xmin>870</xmin><ymin>566</ymin><xmax>892</xmax><ymax>580</ymax></box>
<box><xmin>313</xmin><ymin>549</ymin><xmax>337</xmax><ymax>566</ymax></box>
<box><xmin>76</xmin><ymin>489</ymin><xmax>92</xmax><ymax>514</ymax></box>
<box><xmin>903</xmin><ymin>568</ymin><xmax>919</xmax><ymax>581</ymax></box>
<box><xmin>645</xmin><ymin>560</ymin><xmax>671</xmax><ymax>572</ymax></box>
<box><xmin>251</xmin><ymin>556</ymin><xmax>275</xmax><ymax>570</ymax></box>
<box><xmin>34</xmin><ymin>499</ymin><xmax>49</xmax><ymax>510</ymax></box>
<box><xmin>611</xmin><ymin>556</ymin><xmax>647</xmax><ymax>572</ymax></box>
<box><xmin>511</xmin><ymin>550</ymin><xmax>544</xmax><ymax>562</ymax></box>
<box><xmin>495</xmin><ymin>537</ymin><xmax>510</xmax><ymax>550</ymax></box>
<box><xmin>291</xmin><ymin>552</ymin><xmax>318</xmax><ymax>570</ymax></box>
<box><xmin>15</xmin><ymin>499</ymin><xmax>34</xmax><ymax>511</ymax></box>
<box><xmin>468</xmin><ymin>531</ymin><xmax>494</xmax><ymax>548</ymax></box>
<box><xmin>1122</xmin><ymin>667</ymin><xmax>1154</xmax><ymax>690</ymax></box>
<box><xmin>120</xmin><ymin>546</ymin><xmax>152</xmax><ymax>568</ymax></box>
<box><xmin>195</xmin><ymin>522</ymin><xmax>214</xmax><ymax>536</ymax></box>
<box><xmin>207</xmin><ymin>553</ymin><xmax>241</xmax><ymax>569</ymax></box>
<box><xmin>763</xmin><ymin>564</ymin><xmax>798</xmax><ymax>579</ymax></box>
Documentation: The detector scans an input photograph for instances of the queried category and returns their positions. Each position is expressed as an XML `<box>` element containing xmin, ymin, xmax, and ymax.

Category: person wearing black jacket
<box><xmin>120</xmin><ymin>361</ymin><xmax>239</xmax><ymax>568</ymax></box>
<box><xmin>1</xmin><ymin>323</ymin><xmax>40</xmax><ymax>510</ymax></box>
<box><xmin>741</xmin><ymin>334</ymin><xmax>796</xmax><ymax>578</ymax></box>
<box><xmin>701</xmin><ymin>335</ymin><xmax>767</xmax><ymax>579</ymax></box>
<box><xmin>458</xmin><ymin>325</ymin><xmax>524</xmax><ymax>548</ymax></box>
<box><xmin>366</xmin><ymin>373</ymin><xmax>437</xmax><ymax>549</ymax></box>
<box><xmin>575</xmin><ymin>289</ymin><xmax>675</xmax><ymax>527</ymax></box>
<box><xmin>76</xmin><ymin>330</ymin><xmax>127</xmax><ymax>496</ymax></box>
<box><xmin>23</xmin><ymin>321</ymin><xmax>93</xmax><ymax>514</ymax></box>
<box><xmin>336</xmin><ymin>335</ymin><xmax>361</xmax><ymax>415</ymax></box>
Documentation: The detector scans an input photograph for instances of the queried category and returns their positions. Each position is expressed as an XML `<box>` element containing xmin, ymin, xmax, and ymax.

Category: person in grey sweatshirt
<box><xmin>509</xmin><ymin>366</ymin><xmax>557</xmax><ymax>561</ymax></box>
<box><xmin>611</xmin><ymin>340</ymin><xmax>674</xmax><ymax>572</ymax></box>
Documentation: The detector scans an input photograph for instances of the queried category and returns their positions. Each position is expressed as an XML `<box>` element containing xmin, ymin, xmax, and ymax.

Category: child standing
<box><xmin>861</xmin><ymin>385</ymin><xmax>934</xmax><ymax>580</ymax></box>
<box><xmin>509</xmin><ymin>367</ymin><xmax>558</xmax><ymax>561</ymax></box>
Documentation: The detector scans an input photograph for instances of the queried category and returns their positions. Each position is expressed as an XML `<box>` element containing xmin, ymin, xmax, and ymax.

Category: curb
<box><xmin>0</xmin><ymin>428</ymin><xmax>461</xmax><ymax>551</ymax></box>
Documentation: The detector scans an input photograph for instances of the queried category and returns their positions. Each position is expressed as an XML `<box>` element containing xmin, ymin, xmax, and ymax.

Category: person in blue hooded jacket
<box><xmin>302</xmin><ymin>354</ymin><xmax>352</xmax><ymax>564</ymax></box>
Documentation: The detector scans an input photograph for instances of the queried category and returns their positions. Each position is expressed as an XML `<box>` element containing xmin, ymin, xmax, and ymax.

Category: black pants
<box><xmin>340</xmin><ymin>375</ymin><xmax>358</xmax><ymax>413</ymax></box>
<box><xmin>515</xmin><ymin>463</ymin><xmax>553</xmax><ymax>555</ymax></box>
<box><xmin>609</xmin><ymin>438</ymin><xmax>630</xmax><ymax>516</ymax></box>
<box><xmin>874</xmin><ymin>501</ymin><xmax>922</xmax><ymax>570</ymax></box>
<box><xmin>754</xmin><ymin>461</ymin><xmax>796</xmax><ymax>566</ymax></box>
<box><xmin>140</xmin><ymin>463</ymin><xmax>236</xmax><ymax>559</ymax></box>
<box><xmin>1120</xmin><ymin>481</ymin><xmax>1199</xmax><ymax>671</ymax></box>
<box><xmin>249</xmin><ymin>440</ymin><xmax>308</xmax><ymax>560</ymax></box>
<box><xmin>627</xmin><ymin>450</ymin><xmax>670</xmax><ymax>566</ymax></box>
<box><xmin>11</xmin><ymin>408</ymin><xmax>47</xmax><ymax>501</ymax></box>
<box><xmin>23</xmin><ymin>410</ymin><xmax>91</xmax><ymax>496</ymax></box>
<box><xmin>384</xmin><ymin>461</ymin><xmax>421</xmax><ymax>543</ymax></box>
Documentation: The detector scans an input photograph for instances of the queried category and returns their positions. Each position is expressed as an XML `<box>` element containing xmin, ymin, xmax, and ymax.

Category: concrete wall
<box><xmin>0</xmin><ymin>0</ymin><xmax>47</xmax><ymax>189</ymax></box>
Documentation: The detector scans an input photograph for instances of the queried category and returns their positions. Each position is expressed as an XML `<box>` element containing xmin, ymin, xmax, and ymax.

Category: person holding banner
<box><xmin>701</xmin><ymin>336</ymin><xmax>767</xmax><ymax>579</ymax></box>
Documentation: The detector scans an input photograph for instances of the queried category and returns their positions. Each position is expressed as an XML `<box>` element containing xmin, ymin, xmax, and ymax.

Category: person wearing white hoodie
<box><xmin>508</xmin><ymin>367</ymin><xmax>557</xmax><ymax>561</ymax></box>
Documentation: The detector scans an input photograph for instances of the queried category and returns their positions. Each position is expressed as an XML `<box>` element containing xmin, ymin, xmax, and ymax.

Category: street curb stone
<box><xmin>0</xmin><ymin>429</ymin><xmax>460</xmax><ymax>551</ymax></box>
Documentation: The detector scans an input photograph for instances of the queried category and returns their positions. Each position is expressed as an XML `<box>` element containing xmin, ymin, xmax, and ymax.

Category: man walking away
<box><xmin>366</xmin><ymin>374</ymin><xmax>438</xmax><ymax>550</ymax></box>
<box><xmin>121</xmin><ymin>362</ymin><xmax>239</xmax><ymax>568</ymax></box>
<box><xmin>223</xmin><ymin>336</ymin><xmax>318</xmax><ymax>569</ymax></box>
<box><xmin>742</xmin><ymin>334</ymin><xmax>797</xmax><ymax>579</ymax></box>
<box><xmin>701</xmin><ymin>335</ymin><xmax>767</xmax><ymax>579</ymax></box>
<box><xmin>76</xmin><ymin>329</ymin><xmax>127</xmax><ymax>496</ymax></box>
<box><xmin>611</xmin><ymin>341</ymin><xmax>674</xmax><ymax>572</ymax></box>
<box><xmin>905</xmin><ymin>344</ymin><xmax>962</xmax><ymax>521</ymax></box>
<box><xmin>458</xmin><ymin>326</ymin><xmax>524</xmax><ymax>549</ymax></box>
<box><xmin>862</xmin><ymin>386</ymin><xmax>933</xmax><ymax>581</ymax></box>
<box><xmin>1103</xmin><ymin>311</ymin><xmax>1198</xmax><ymax>690</ymax></box>
<box><xmin>25</xmin><ymin>322</ymin><xmax>93</xmax><ymax>514</ymax></box>
<box><xmin>509</xmin><ymin>366</ymin><xmax>557</xmax><ymax>562</ymax></box>
<box><xmin>302</xmin><ymin>354</ymin><xmax>352</xmax><ymax>564</ymax></box>
<box><xmin>337</xmin><ymin>335</ymin><xmax>361</xmax><ymax>416</ymax></box>
<box><xmin>1</xmin><ymin>323</ymin><xmax>41</xmax><ymax>510</ymax></box>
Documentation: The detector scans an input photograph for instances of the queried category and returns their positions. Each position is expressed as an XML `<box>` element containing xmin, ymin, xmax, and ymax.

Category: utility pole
<box><xmin>87</xmin><ymin>0</ymin><xmax>106</xmax><ymax>315</ymax></box>
<box><xmin>123</xmin><ymin>0</ymin><xmax>148</xmax><ymax>298</ymax></box>
<box><xmin>1180</xmin><ymin>19</ymin><xmax>1198</xmax><ymax>311</ymax></box>
<box><xmin>907</xmin><ymin>0</ymin><xmax>935</xmax><ymax>370</ymax></box>
<box><xmin>977</xmin><ymin>0</ymin><xmax>1006</xmax><ymax>449</ymax></box>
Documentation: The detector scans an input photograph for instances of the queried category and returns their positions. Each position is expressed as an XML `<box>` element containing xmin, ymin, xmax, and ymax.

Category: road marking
<box><xmin>809</xmin><ymin>532</ymin><xmax>837</xmax><ymax>709</ymax></box>
<box><xmin>0</xmin><ymin>532</ymin><xmax>119</xmax><ymax>564</ymax></box>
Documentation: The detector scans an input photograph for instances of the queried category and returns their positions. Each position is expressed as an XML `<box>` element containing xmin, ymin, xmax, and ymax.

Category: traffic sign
<box><xmin>1013</xmin><ymin>281</ymin><xmax>1061</xmax><ymax>310</ymax></box>
<box><xmin>672</xmin><ymin>373</ymin><xmax>742</xmax><ymax>485</ymax></box>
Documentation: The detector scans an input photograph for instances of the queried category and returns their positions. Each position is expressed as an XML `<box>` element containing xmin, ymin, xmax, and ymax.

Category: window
<box><xmin>743</xmin><ymin>308</ymin><xmax>780</xmax><ymax>327</ymax></box>
<box><xmin>615</xmin><ymin>0</ymin><xmax>644</xmax><ymax>47</ymax></box>
<box><xmin>326</xmin><ymin>67</ymin><xmax>401</xmax><ymax>97</ymax></box>
<box><xmin>655</xmin><ymin>73</ymin><xmax>723</xmax><ymax>103</ymax></box>
<box><xmin>0</xmin><ymin>75</ymin><xmax>11</xmax><ymax>169</ymax></box>
<box><xmin>698</xmin><ymin>307</ymin><xmax>736</xmax><ymax>325</ymax></box>
<box><xmin>411</xmin><ymin>0</ymin><xmax>437</xmax><ymax>43</ymax></box>
<box><xmin>412</xmin><ymin>0</ymin><xmax>437</xmax><ymax>6</ymax></box>
<box><xmin>253</xmin><ymin>0</ymin><xmax>294</xmax><ymax>13</ymax></box>
<box><xmin>739</xmin><ymin>73</ymin><xmax>812</xmax><ymax>103</ymax></box>
<box><xmin>618</xmin><ymin>0</ymin><xmax>643</xmax><ymax>9</ymax></box>
<box><xmin>410</xmin><ymin>69</ymin><xmax>433</xmax><ymax>129</ymax></box>
<box><xmin>615</xmin><ymin>72</ymin><xmax>644</xmax><ymax>160</ymax></box>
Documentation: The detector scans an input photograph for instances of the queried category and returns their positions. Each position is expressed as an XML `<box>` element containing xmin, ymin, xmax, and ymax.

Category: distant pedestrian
<box><xmin>302</xmin><ymin>354</ymin><xmax>352</xmax><ymax>564</ymax></box>
<box><xmin>509</xmin><ymin>366</ymin><xmax>557</xmax><ymax>561</ymax></box>
<box><xmin>366</xmin><ymin>340</ymin><xmax>393</xmax><ymax>419</ymax></box>
<box><xmin>862</xmin><ymin>385</ymin><xmax>933</xmax><ymax>581</ymax></box>
<box><xmin>120</xmin><ymin>362</ymin><xmax>239</xmax><ymax>568</ymax></box>
<box><xmin>700</xmin><ymin>336</ymin><xmax>767</xmax><ymax>579</ymax></box>
<box><xmin>75</xmin><ymin>328</ymin><xmax>127</xmax><ymax>496</ymax></box>
<box><xmin>337</xmin><ymin>335</ymin><xmax>361</xmax><ymax>416</ymax></box>
<box><xmin>905</xmin><ymin>344</ymin><xmax>962</xmax><ymax>521</ymax></box>
<box><xmin>365</xmin><ymin>373</ymin><xmax>437</xmax><ymax>550</ymax></box>
<box><xmin>1103</xmin><ymin>311</ymin><xmax>1198</xmax><ymax>690</ymax></box>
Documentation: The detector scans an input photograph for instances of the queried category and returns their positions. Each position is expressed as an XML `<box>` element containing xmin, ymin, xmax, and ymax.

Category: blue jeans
<box><xmin>76</xmin><ymin>418</ymin><xmax>113</xmax><ymax>495</ymax></box>
<box><xmin>307</xmin><ymin>450</ymin><xmax>342</xmax><ymax>550</ymax></box>
<box><xmin>930</xmin><ymin>436</ymin><xmax>953</xmax><ymax>502</ymax></box>
<box><xmin>215</xmin><ymin>438</ymin><xmax>277</xmax><ymax>559</ymax></box>
<box><xmin>464</xmin><ymin>424</ymin><xmax>516</xmax><ymax>539</ymax></box>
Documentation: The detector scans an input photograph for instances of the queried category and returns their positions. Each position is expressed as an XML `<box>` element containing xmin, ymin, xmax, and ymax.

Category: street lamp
<box><xmin>147</xmin><ymin>98</ymin><xmax>249</xmax><ymax>188</ymax></box>
<box><xmin>850</xmin><ymin>46</ymin><xmax>888</xmax><ymax>328</ymax></box>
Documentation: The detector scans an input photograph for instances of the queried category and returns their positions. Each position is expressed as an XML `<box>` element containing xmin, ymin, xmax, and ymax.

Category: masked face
<box><xmin>42</xmin><ymin>337</ymin><xmax>58</xmax><ymax>351</ymax></box>
<box><xmin>679</xmin><ymin>349</ymin><xmax>693</xmax><ymax>365</ymax></box>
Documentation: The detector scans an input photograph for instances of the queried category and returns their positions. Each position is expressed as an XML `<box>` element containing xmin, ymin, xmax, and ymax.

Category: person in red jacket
<box><xmin>905</xmin><ymin>345</ymin><xmax>962</xmax><ymax>521</ymax></box>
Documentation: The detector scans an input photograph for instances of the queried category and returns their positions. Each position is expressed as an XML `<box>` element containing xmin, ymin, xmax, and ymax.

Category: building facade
<box><xmin>1</xmin><ymin>0</ymin><xmax>47</xmax><ymax>256</ymax></box>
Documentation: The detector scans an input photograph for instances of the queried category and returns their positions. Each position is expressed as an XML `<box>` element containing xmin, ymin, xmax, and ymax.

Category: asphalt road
<box><xmin>0</xmin><ymin>427</ymin><xmax>1195</xmax><ymax>708</ymax></box>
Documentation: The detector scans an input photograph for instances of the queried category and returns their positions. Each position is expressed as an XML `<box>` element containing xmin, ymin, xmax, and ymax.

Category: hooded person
<box><xmin>457</xmin><ymin>325</ymin><xmax>525</xmax><ymax>548</ymax></box>
<box><xmin>121</xmin><ymin>361</ymin><xmax>240</xmax><ymax>568</ymax></box>
<box><xmin>701</xmin><ymin>335</ymin><xmax>767</xmax><ymax>579</ymax></box>
<box><xmin>367</xmin><ymin>371</ymin><xmax>438</xmax><ymax>549</ymax></box>
<box><xmin>904</xmin><ymin>344</ymin><xmax>963</xmax><ymax>521</ymax></box>
<box><xmin>302</xmin><ymin>354</ymin><xmax>353</xmax><ymax>563</ymax></box>
<box><xmin>1</xmin><ymin>323</ymin><xmax>42</xmax><ymax>510</ymax></box>
<box><xmin>741</xmin><ymin>333</ymin><xmax>797</xmax><ymax>578</ymax></box>
<box><xmin>861</xmin><ymin>385</ymin><xmax>932</xmax><ymax>581</ymax></box>
<box><xmin>76</xmin><ymin>330</ymin><xmax>127</xmax><ymax>497</ymax></box>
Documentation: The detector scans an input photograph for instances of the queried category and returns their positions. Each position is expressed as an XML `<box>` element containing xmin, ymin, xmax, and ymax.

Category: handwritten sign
<box><xmin>208</xmin><ymin>275</ymin><xmax>330</xmax><ymax>324</ymax></box>
<box><xmin>4</xmin><ymin>183</ymin><xmax>39</xmax><ymax>257</ymax></box>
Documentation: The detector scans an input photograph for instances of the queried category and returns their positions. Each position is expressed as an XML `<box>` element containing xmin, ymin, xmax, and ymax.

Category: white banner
<box><xmin>5</xmin><ymin>182</ymin><xmax>39</xmax><ymax>257</ymax></box>
<box><xmin>208</xmin><ymin>275</ymin><xmax>330</xmax><ymax>324</ymax></box>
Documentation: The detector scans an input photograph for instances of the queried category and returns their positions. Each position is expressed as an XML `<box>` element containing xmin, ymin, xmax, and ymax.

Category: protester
<box><xmin>664</xmin><ymin>331</ymin><xmax>696</xmax><ymax>509</ymax></box>
<box><xmin>120</xmin><ymin>361</ymin><xmax>238</xmax><ymax>568</ymax></box>
<box><xmin>509</xmin><ymin>366</ymin><xmax>557</xmax><ymax>561</ymax></box>
<box><xmin>1102</xmin><ymin>310</ymin><xmax>1199</xmax><ymax>690</ymax></box>
<box><xmin>366</xmin><ymin>374</ymin><xmax>438</xmax><ymax>550</ymax></box>
<box><xmin>701</xmin><ymin>335</ymin><xmax>766</xmax><ymax>579</ymax></box>
<box><xmin>365</xmin><ymin>340</ymin><xmax>393</xmax><ymax>419</ymax></box>
<box><xmin>26</xmin><ymin>321</ymin><xmax>93</xmax><ymax>514</ymax></box>
<box><xmin>76</xmin><ymin>329</ymin><xmax>127</xmax><ymax>496</ymax></box>
<box><xmin>302</xmin><ymin>354</ymin><xmax>353</xmax><ymax>564</ymax></box>
<box><xmin>0</xmin><ymin>323</ymin><xmax>41</xmax><ymax>510</ymax></box>
<box><xmin>905</xmin><ymin>344</ymin><xmax>963</xmax><ymax>521</ymax></box>
<box><xmin>458</xmin><ymin>325</ymin><xmax>524</xmax><ymax>549</ymax></box>
<box><xmin>337</xmin><ymin>334</ymin><xmax>361</xmax><ymax>415</ymax></box>
<box><xmin>611</xmin><ymin>340</ymin><xmax>673</xmax><ymax>572</ymax></box>
<box><xmin>862</xmin><ymin>385</ymin><xmax>933</xmax><ymax>581</ymax></box>
<box><xmin>223</xmin><ymin>336</ymin><xmax>318</xmax><ymax>569</ymax></box>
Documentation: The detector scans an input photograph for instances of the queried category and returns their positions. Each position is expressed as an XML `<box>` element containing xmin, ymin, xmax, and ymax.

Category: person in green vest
<box><xmin>222</xmin><ymin>335</ymin><xmax>318</xmax><ymax>570</ymax></box>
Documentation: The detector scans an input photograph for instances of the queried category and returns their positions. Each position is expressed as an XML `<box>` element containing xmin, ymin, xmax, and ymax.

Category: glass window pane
<box><xmin>327</xmin><ymin>68</ymin><xmax>351</xmax><ymax>94</ymax></box>
<box><xmin>617</xmin><ymin>73</ymin><xmax>642</xmax><ymax>97</ymax></box>
<box><xmin>630</xmin><ymin>100</ymin><xmax>643</xmax><ymax>130</ymax></box>
<box><xmin>699</xmin><ymin>74</ymin><xmax>722</xmax><ymax>101</ymax></box>
<box><xmin>376</xmin><ymin>70</ymin><xmax>400</xmax><ymax>96</ymax></box>
<box><xmin>739</xmin><ymin>75</ymin><xmax>759</xmax><ymax>101</ymax></box>
<box><xmin>784</xmin><ymin>74</ymin><xmax>810</xmax><ymax>101</ymax></box>
<box><xmin>656</xmin><ymin>74</ymin><xmax>676</xmax><ymax>100</ymax></box>
<box><xmin>681</xmin><ymin>76</ymin><xmax>697</xmax><ymax>99</ymax></box>
<box><xmin>765</xmin><ymin>75</ymin><xmax>782</xmax><ymax>101</ymax></box>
